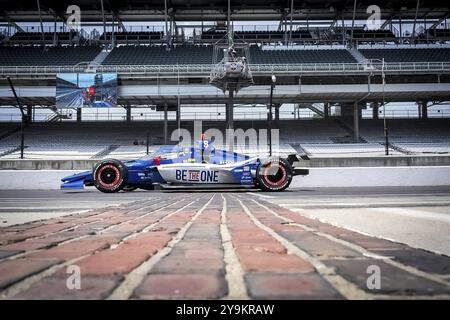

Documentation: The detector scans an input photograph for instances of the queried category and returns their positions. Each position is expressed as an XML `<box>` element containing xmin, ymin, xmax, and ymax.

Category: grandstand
<box><xmin>0</xmin><ymin>46</ymin><xmax>101</xmax><ymax>66</ymax></box>
<box><xmin>99</xmin><ymin>31</ymin><xmax>164</xmax><ymax>44</ymax></box>
<box><xmin>0</xmin><ymin>0</ymin><xmax>450</xmax><ymax>162</ymax></box>
<box><xmin>359</xmin><ymin>48</ymin><xmax>450</xmax><ymax>62</ymax></box>
<box><xmin>201</xmin><ymin>30</ymin><xmax>313</xmax><ymax>42</ymax></box>
<box><xmin>102</xmin><ymin>46</ymin><xmax>214</xmax><ymax>65</ymax></box>
<box><xmin>101</xmin><ymin>46</ymin><xmax>357</xmax><ymax>65</ymax></box>
<box><xmin>1</xmin><ymin>119</ymin><xmax>450</xmax><ymax>160</ymax></box>
<box><xmin>8</xmin><ymin>31</ymin><xmax>79</xmax><ymax>44</ymax></box>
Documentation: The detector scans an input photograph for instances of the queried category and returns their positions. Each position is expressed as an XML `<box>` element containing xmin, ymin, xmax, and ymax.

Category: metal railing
<box><xmin>1</xmin><ymin>61</ymin><xmax>450</xmax><ymax>76</ymax></box>
<box><xmin>96</xmin><ymin>61</ymin><xmax>450</xmax><ymax>75</ymax></box>
<box><xmin>2</xmin><ymin>109</ymin><xmax>450</xmax><ymax>123</ymax></box>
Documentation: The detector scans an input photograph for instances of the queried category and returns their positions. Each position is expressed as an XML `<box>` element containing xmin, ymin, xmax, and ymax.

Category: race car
<box><xmin>61</xmin><ymin>138</ymin><xmax>309</xmax><ymax>192</ymax></box>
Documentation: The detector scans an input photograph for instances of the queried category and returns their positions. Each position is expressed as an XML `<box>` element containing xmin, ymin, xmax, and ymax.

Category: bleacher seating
<box><xmin>0</xmin><ymin>124</ymin><xmax>19</xmax><ymax>137</ymax></box>
<box><xmin>108</xmin><ymin>145</ymin><xmax>152</xmax><ymax>160</ymax></box>
<box><xmin>249</xmin><ymin>48</ymin><xmax>356</xmax><ymax>64</ymax></box>
<box><xmin>300</xmin><ymin>143</ymin><xmax>400</xmax><ymax>156</ymax></box>
<box><xmin>357</xmin><ymin>119</ymin><xmax>450</xmax><ymax>144</ymax></box>
<box><xmin>200</xmin><ymin>30</ymin><xmax>227</xmax><ymax>41</ymax></box>
<box><xmin>0</xmin><ymin>122</ymin><xmax>168</xmax><ymax>160</ymax></box>
<box><xmin>102</xmin><ymin>45</ymin><xmax>213</xmax><ymax>65</ymax></box>
<box><xmin>278</xmin><ymin>119</ymin><xmax>350</xmax><ymax>144</ymax></box>
<box><xmin>201</xmin><ymin>30</ymin><xmax>312</xmax><ymax>42</ymax></box>
<box><xmin>359</xmin><ymin>48</ymin><xmax>450</xmax><ymax>62</ymax></box>
<box><xmin>349</xmin><ymin>29</ymin><xmax>395</xmax><ymax>40</ymax></box>
<box><xmin>102</xmin><ymin>45</ymin><xmax>356</xmax><ymax>65</ymax></box>
<box><xmin>0</xmin><ymin>145</ymin><xmax>107</xmax><ymax>160</ymax></box>
<box><xmin>100</xmin><ymin>31</ymin><xmax>164</xmax><ymax>43</ymax></box>
<box><xmin>0</xmin><ymin>46</ymin><xmax>102</xmax><ymax>66</ymax></box>
<box><xmin>428</xmin><ymin>29</ymin><xmax>450</xmax><ymax>38</ymax></box>
<box><xmin>9</xmin><ymin>32</ymin><xmax>78</xmax><ymax>44</ymax></box>
<box><xmin>1</xmin><ymin>120</ymin><xmax>450</xmax><ymax>159</ymax></box>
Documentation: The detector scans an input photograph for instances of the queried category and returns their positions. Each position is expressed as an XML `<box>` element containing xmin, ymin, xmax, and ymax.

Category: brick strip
<box><xmin>0</xmin><ymin>198</ymin><xmax>161</xmax><ymax>249</ymax></box>
<box><xmin>252</xmin><ymin>197</ymin><xmax>450</xmax><ymax>274</ymax></box>
<box><xmin>133</xmin><ymin>198</ymin><xmax>228</xmax><ymax>299</ymax></box>
<box><xmin>110</xmin><ymin>194</ymin><xmax>217</xmax><ymax>300</ymax></box>
<box><xmin>237</xmin><ymin>195</ymin><xmax>450</xmax><ymax>298</ymax></box>
<box><xmin>219</xmin><ymin>193</ymin><xmax>248</xmax><ymax>299</ymax></box>
<box><xmin>228</xmin><ymin>195</ymin><xmax>342</xmax><ymax>299</ymax></box>
<box><xmin>0</xmin><ymin>196</ymin><xmax>186</xmax><ymax>258</ymax></box>
<box><xmin>1</xmin><ymin>195</ymin><xmax>198</xmax><ymax>298</ymax></box>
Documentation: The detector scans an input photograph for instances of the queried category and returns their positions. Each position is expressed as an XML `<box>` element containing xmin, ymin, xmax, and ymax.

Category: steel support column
<box><xmin>372</xmin><ymin>102</ymin><xmax>379</xmax><ymax>119</ymax></box>
<box><xmin>226</xmin><ymin>90</ymin><xmax>234</xmax><ymax>152</ymax></box>
<box><xmin>76</xmin><ymin>108</ymin><xmax>82</xmax><ymax>123</ymax></box>
<box><xmin>274</xmin><ymin>104</ymin><xmax>280</xmax><ymax>123</ymax></box>
<box><xmin>163</xmin><ymin>103</ymin><xmax>168</xmax><ymax>144</ymax></box>
<box><xmin>26</xmin><ymin>105</ymin><xmax>33</xmax><ymax>124</ymax></box>
<box><xmin>226</xmin><ymin>90</ymin><xmax>234</xmax><ymax>131</ymax></box>
<box><xmin>419</xmin><ymin>101</ymin><xmax>428</xmax><ymax>119</ymax></box>
<box><xmin>324</xmin><ymin>102</ymin><xmax>330</xmax><ymax>118</ymax></box>
<box><xmin>126</xmin><ymin>106</ymin><xmax>131</xmax><ymax>122</ymax></box>
<box><xmin>353</xmin><ymin>101</ymin><xmax>360</xmax><ymax>143</ymax></box>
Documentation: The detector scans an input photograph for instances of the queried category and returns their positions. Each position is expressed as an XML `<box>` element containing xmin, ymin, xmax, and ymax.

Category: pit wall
<box><xmin>1</xmin><ymin>166</ymin><xmax>449</xmax><ymax>190</ymax></box>
<box><xmin>0</xmin><ymin>155</ymin><xmax>449</xmax><ymax>170</ymax></box>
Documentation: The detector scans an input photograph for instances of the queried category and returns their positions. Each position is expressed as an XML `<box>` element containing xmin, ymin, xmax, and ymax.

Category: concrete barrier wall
<box><xmin>291</xmin><ymin>166</ymin><xmax>450</xmax><ymax>188</ymax></box>
<box><xmin>0</xmin><ymin>170</ymin><xmax>79</xmax><ymax>190</ymax></box>
<box><xmin>1</xmin><ymin>156</ymin><xmax>450</xmax><ymax>170</ymax></box>
<box><xmin>0</xmin><ymin>167</ymin><xmax>449</xmax><ymax>190</ymax></box>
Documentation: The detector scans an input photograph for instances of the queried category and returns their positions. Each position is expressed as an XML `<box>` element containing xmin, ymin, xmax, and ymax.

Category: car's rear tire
<box><xmin>93</xmin><ymin>159</ymin><xmax>127</xmax><ymax>193</ymax></box>
<box><xmin>256</xmin><ymin>157</ymin><xmax>293</xmax><ymax>192</ymax></box>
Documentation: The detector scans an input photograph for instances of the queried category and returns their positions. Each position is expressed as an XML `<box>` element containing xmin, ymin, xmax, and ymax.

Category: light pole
<box><xmin>268</xmin><ymin>75</ymin><xmax>276</xmax><ymax>156</ymax></box>
<box><xmin>381</xmin><ymin>57</ymin><xmax>389</xmax><ymax>155</ymax></box>
<box><xmin>371</xmin><ymin>58</ymin><xmax>389</xmax><ymax>155</ymax></box>
<box><xmin>7</xmin><ymin>77</ymin><xmax>25</xmax><ymax>159</ymax></box>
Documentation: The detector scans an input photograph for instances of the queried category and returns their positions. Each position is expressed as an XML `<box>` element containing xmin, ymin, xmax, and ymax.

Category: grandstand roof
<box><xmin>1</xmin><ymin>0</ymin><xmax>449</xmax><ymax>22</ymax></box>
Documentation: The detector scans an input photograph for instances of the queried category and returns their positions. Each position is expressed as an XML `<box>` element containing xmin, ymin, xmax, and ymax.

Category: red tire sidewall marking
<box><xmin>97</xmin><ymin>164</ymin><xmax>121</xmax><ymax>189</ymax></box>
<box><xmin>263</xmin><ymin>162</ymin><xmax>287</xmax><ymax>187</ymax></box>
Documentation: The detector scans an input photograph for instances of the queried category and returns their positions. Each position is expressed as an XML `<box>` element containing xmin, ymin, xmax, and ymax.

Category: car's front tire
<box><xmin>256</xmin><ymin>157</ymin><xmax>293</xmax><ymax>192</ymax></box>
<box><xmin>93</xmin><ymin>159</ymin><xmax>127</xmax><ymax>193</ymax></box>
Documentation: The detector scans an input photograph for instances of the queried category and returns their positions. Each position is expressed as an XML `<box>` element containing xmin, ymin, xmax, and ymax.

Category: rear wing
<box><xmin>285</xmin><ymin>154</ymin><xmax>310</xmax><ymax>176</ymax></box>
<box><xmin>286</xmin><ymin>153</ymin><xmax>310</xmax><ymax>165</ymax></box>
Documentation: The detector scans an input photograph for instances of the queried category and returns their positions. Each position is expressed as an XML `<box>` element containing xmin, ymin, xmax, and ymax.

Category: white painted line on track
<box><xmin>246</xmin><ymin>192</ymin><xmax>275</xmax><ymax>199</ymax></box>
<box><xmin>369</xmin><ymin>207</ymin><xmax>450</xmax><ymax>224</ymax></box>
<box><xmin>288</xmin><ymin>208</ymin><xmax>305</xmax><ymax>212</ymax></box>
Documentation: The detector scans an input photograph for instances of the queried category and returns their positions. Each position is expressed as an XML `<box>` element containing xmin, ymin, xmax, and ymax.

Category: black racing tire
<box><xmin>256</xmin><ymin>157</ymin><xmax>293</xmax><ymax>192</ymax></box>
<box><xmin>93</xmin><ymin>159</ymin><xmax>127</xmax><ymax>193</ymax></box>
<box><xmin>122</xmin><ymin>185</ymin><xmax>138</xmax><ymax>192</ymax></box>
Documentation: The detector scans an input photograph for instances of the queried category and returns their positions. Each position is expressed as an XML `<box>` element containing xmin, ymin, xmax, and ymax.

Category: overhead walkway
<box><xmin>2</xmin><ymin>83</ymin><xmax>449</xmax><ymax>106</ymax></box>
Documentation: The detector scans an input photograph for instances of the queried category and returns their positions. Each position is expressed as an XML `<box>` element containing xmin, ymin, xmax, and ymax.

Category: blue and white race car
<box><xmin>61</xmin><ymin>138</ymin><xmax>309</xmax><ymax>192</ymax></box>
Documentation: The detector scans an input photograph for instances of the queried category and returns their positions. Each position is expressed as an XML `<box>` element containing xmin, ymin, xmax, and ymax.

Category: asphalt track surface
<box><xmin>56</xmin><ymin>88</ymin><xmax>85</xmax><ymax>108</ymax></box>
<box><xmin>0</xmin><ymin>187</ymin><xmax>449</xmax><ymax>299</ymax></box>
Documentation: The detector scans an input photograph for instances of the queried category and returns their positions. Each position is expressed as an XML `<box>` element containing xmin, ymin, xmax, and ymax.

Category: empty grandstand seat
<box><xmin>0</xmin><ymin>46</ymin><xmax>102</xmax><ymax>66</ymax></box>
<box><xmin>357</xmin><ymin>119</ymin><xmax>450</xmax><ymax>144</ymax></box>
<box><xmin>102</xmin><ymin>46</ymin><xmax>356</xmax><ymax>65</ymax></box>
<box><xmin>8</xmin><ymin>32</ymin><xmax>78</xmax><ymax>44</ymax></box>
<box><xmin>359</xmin><ymin>48</ymin><xmax>450</xmax><ymax>62</ymax></box>
<box><xmin>201</xmin><ymin>30</ymin><xmax>313</xmax><ymax>42</ymax></box>
<box><xmin>349</xmin><ymin>29</ymin><xmax>395</xmax><ymax>39</ymax></box>
<box><xmin>102</xmin><ymin>46</ymin><xmax>214</xmax><ymax>65</ymax></box>
<box><xmin>429</xmin><ymin>29</ymin><xmax>450</xmax><ymax>38</ymax></box>
<box><xmin>250</xmin><ymin>48</ymin><xmax>356</xmax><ymax>64</ymax></box>
<box><xmin>100</xmin><ymin>31</ymin><xmax>164</xmax><ymax>43</ymax></box>
<box><xmin>1</xmin><ymin>120</ymin><xmax>450</xmax><ymax>159</ymax></box>
<box><xmin>301</xmin><ymin>143</ymin><xmax>398</xmax><ymax>156</ymax></box>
